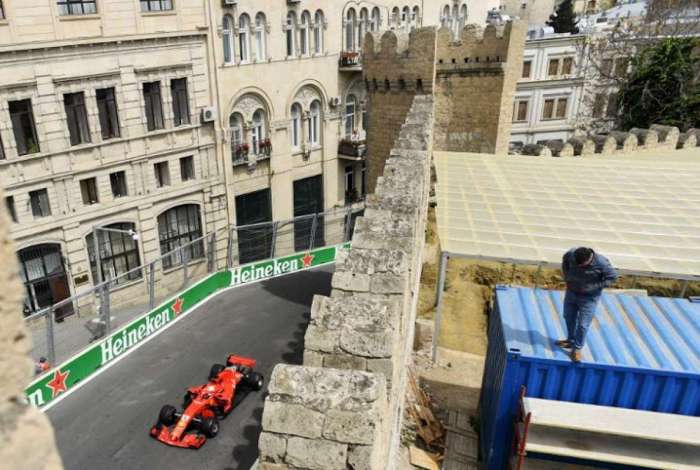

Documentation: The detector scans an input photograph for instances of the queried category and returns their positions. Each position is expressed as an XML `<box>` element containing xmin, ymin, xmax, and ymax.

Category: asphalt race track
<box><xmin>47</xmin><ymin>266</ymin><xmax>333</xmax><ymax>470</ymax></box>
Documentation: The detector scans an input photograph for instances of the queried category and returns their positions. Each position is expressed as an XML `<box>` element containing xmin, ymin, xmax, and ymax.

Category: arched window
<box><xmin>291</xmin><ymin>103</ymin><xmax>302</xmax><ymax>148</ymax></box>
<box><xmin>251</xmin><ymin>109</ymin><xmax>265</xmax><ymax>155</ymax></box>
<box><xmin>441</xmin><ymin>5</ymin><xmax>450</xmax><ymax>28</ymax></box>
<box><xmin>345</xmin><ymin>94</ymin><xmax>357</xmax><ymax>138</ymax></box>
<box><xmin>286</xmin><ymin>12</ymin><xmax>296</xmax><ymax>57</ymax></box>
<box><xmin>223</xmin><ymin>15</ymin><xmax>234</xmax><ymax>64</ymax></box>
<box><xmin>238</xmin><ymin>14</ymin><xmax>250</xmax><ymax>63</ymax></box>
<box><xmin>452</xmin><ymin>5</ymin><xmax>459</xmax><ymax>37</ymax></box>
<box><xmin>314</xmin><ymin>10</ymin><xmax>324</xmax><ymax>54</ymax></box>
<box><xmin>230</xmin><ymin>113</ymin><xmax>244</xmax><ymax>162</ymax></box>
<box><xmin>255</xmin><ymin>13</ymin><xmax>266</xmax><ymax>61</ymax></box>
<box><xmin>412</xmin><ymin>6</ymin><xmax>420</xmax><ymax>29</ymax></box>
<box><xmin>308</xmin><ymin>100</ymin><xmax>321</xmax><ymax>145</ymax></box>
<box><xmin>370</xmin><ymin>7</ymin><xmax>381</xmax><ymax>32</ymax></box>
<box><xmin>300</xmin><ymin>11</ymin><xmax>311</xmax><ymax>56</ymax></box>
<box><xmin>345</xmin><ymin>8</ymin><xmax>356</xmax><ymax>52</ymax></box>
<box><xmin>402</xmin><ymin>6</ymin><xmax>410</xmax><ymax>28</ymax></box>
<box><xmin>359</xmin><ymin>8</ymin><xmax>368</xmax><ymax>50</ymax></box>
<box><xmin>157</xmin><ymin>205</ymin><xmax>204</xmax><ymax>269</ymax></box>
<box><xmin>18</xmin><ymin>244</ymin><xmax>72</xmax><ymax>317</ymax></box>
<box><xmin>459</xmin><ymin>4</ymin><xmax>467</xmax><ymax>32</ymax></box>
<box><xmin>391</xmin><ymin>7</ymin><xmax>400</xmax><ymax>27</ymax></box>
<box><xmin>86</xmin><ymin>223</ymin><xmax>142</xmax><ymax>285</ymax></box>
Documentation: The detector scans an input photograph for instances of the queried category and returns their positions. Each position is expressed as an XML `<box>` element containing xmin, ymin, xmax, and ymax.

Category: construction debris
<box><xmin>409</xmin><ymin>446</ymin><xmax>441</xmax><ymax>470</ymax></box>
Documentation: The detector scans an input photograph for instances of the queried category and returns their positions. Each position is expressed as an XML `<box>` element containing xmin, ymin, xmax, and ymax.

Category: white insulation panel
<box><xmin>434</xmin><ymin>151</ymin><xmax>700</xmax><ymax>279</ymax></box>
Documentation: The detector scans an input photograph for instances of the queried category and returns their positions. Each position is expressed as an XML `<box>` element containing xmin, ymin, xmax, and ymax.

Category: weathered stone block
<box><xmin>323</xmin><ymin>410</ymin><xmax>376</xmax><ymax>444</ymax></box>
<box><xmin>304</xmin><ymin>324</ymin><xmax>340</xmax><ymax>353</ymax></box>
<box><xmin>348</xmin><ymin>445</ymin><xmax>374</xmax><ymax>470</ymax></box>
<box><xmin>261</xmin><ymin>402</ymin><xmax>324</xmax><ymax>439</ymax></box>
<box><xmin>332</xmin><ymin>271</ymin><xmax>371</xmax><ymax>292</ymax></box>
<box><xmin>259</xmin><ymin>463</ymin><xmax>290</xmax><ymax>470</ymax></box>
<box><xmin>323</xmin><ymin>353</ymin><xmax>368</xmax><ymax>370</ymax></box>
<box><xmin>367</xmin><ymin>358</ymin><xmax>394</xmax><ymax>378</ymax></box>
<box><xmin>303</xmin><ymin>350</ymin><xmax>324</xmax><ymax>367</ymax></box>
<box><xmin>370</xmin><ymin>273</ymin><xmax>407</xmax><ymax>294</ymax></box>
<box><xmin>286</xmin><ymin>437</ymin><xmax>348</xmax><ymax>470</ymax></box>
<box><xmin>340</xmin><ymin>327</ymin><xmax>393</xmax><ymax>358</ymax></box>
<box><xmin>258</xmin><ymin>432</ymin><xmax>287</xmax><ymax>463</ymax></box>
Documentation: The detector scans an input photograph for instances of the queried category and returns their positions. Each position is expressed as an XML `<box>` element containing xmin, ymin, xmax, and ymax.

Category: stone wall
<box><xmin>433</xmin><ymin>22</ymin><xmax>527</xmax><ymax>154</ymax></box>
<box><xmin>363</xmin><ymin>28</ymin><xmax>437</xmax><ymax>194</ymax></box>
<box><xmin>534</xmin><ymin>123</ymin><xmax>700</xmax><ymax>157</ymax></box>
<box><xmin>258</xmin><ymin>94</ymin><xmax>434</xmax><ymax>470</ymax></box>
<box><xmin>0</xmin><ymin>187</ymin><xmax>63</xmax><ymax>470</ymax></box>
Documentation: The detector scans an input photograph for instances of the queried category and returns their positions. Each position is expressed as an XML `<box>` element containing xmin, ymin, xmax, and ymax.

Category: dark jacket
<box><xmin>562</xmin><ymin>249</ymin><xmax>618</xmax><ymax>297</ymax></box>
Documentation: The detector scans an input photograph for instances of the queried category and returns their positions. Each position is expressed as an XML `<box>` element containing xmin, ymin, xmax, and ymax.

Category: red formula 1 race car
<box><xmin>149</xmin><ymin>355</ymin><xmax>264</xmax><ymax>449</ymax></box>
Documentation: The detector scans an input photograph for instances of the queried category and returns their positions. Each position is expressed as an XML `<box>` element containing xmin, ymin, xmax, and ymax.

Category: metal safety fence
<box><xmin>25</xmin><ymin>205</ymin><xmax>365</xmax><ymax>373</ymax></box>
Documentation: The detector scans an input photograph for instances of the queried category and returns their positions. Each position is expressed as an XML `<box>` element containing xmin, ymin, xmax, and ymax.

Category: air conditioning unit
<box><xmin>201</xmin><ymin>106</ymin><xmax>217</xmax><ymax>123</ymax></box>
<box><xmin>222</xmin><ymin>0</ymin><xmax>237</xmax><ymax>6</ymax></box>
<box><xmin>329</xmin><ymin>96</ymin><xmax>341</xmax><ymax>107</ymax></box>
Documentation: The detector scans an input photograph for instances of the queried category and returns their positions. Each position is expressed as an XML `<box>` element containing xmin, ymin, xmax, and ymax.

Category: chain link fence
<box><xmin>26</xmin><ymin>205</ymin><xmax>364</xmax><ymax>374</ymax></box>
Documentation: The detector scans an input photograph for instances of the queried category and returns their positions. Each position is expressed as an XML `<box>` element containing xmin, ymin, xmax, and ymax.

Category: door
<box><xmin>235</xmin><ymin>189</ymin><xmax>273</xmax><ymax>264</ymax></box>
<box><xmin>293</xmin><ymin>175</ymin><xmax>325</xmax><ymax>251</ymax></box>
<box><xmin>18</xmin><ymin>244</ymin><xmax>74</xmax><ymax>320</ymax></box>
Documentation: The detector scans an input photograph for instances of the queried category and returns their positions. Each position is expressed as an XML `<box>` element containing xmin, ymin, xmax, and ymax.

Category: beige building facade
<box><xmin>0</xmin><ymin>0</ymin><xmax>498</xmax><ymax>317</ymax></box>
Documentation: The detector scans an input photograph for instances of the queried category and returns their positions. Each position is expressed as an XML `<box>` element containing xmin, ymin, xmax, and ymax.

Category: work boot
<box><xmin>555</xmin><ymin>339</ymin><xmax>573</xmax><ymax>349</ymax></box>
<box><xmin>570</xmin><ymin>350</ymin><xmax>582</xmax><ymax>362</ymax></box>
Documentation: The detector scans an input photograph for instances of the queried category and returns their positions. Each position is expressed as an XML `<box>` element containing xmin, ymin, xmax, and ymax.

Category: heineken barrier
<box><xmin>24</xmin><ymin>244</ymin><xmax>347</xmax><ymax>409</ymax></box>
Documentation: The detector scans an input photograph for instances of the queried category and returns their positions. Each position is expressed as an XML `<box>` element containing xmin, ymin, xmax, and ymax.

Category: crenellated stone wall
<box><xmin>258</xmin><ymin>94</ymin><xmax>434</xmax><ymax>470</ymax></box>
<box><xmin>534</xmin><ymin>123</ymin><xmax>700</xmax><ymax>158</ymax></box>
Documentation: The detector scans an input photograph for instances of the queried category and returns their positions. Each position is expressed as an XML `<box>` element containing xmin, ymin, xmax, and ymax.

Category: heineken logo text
<box><xmin>101</xmin><ymin>310</ymin><xmax>170</xmax><ymax>363</ymax></box>
<box><xmin>231</xmin><ymin>258</ymin><xmax>300</xmax><ymax>286</ymax></box>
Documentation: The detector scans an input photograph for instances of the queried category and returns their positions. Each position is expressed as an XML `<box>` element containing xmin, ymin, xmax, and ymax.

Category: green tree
<box><xmin>547</xmin><ymin>0</ymin><xmax>579</xmax><ymax>34</ymax></box>
<box><xmin>618</xmin><ymin>37</ymin><xmax>700</xmax><ymax>130</ymax></box>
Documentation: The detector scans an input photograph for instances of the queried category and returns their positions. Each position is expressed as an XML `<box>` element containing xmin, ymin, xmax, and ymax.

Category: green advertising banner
<box><xmin>25</xmin><ymin>244</ymin><xmax>348</xmax><ymax>409</ymax></box>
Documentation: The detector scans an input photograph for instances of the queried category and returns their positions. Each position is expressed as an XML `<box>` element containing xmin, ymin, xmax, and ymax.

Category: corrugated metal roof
<box><xmin>496</xmin><ymin>286</ymin><xmax>700</xmax><ymax>374</ymax></box>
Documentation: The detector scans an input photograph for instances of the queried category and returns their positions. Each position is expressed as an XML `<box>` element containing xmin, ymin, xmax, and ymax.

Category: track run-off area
<box><xmin>47</xmin><ymin>265</ymin><xmax>333</xmax><ymax>470</ymax></box>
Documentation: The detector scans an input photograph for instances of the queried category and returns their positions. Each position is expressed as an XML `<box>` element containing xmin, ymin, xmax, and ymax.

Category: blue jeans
<box><xmin>563</xmin><ymin>291</ymin><xmax>599</xmax><ymax>350</ymax></box>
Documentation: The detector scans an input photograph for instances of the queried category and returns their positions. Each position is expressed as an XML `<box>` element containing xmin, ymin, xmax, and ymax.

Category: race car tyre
<box><xmin>183</xmin><ymin>391</ymin><xmax>193</xmax><ymax>408</ymax></box>
<box><xmin>209</xmin><ymin>363</ymin><xmax>226</xmax><ymax>381</ymax></box>
<box><xmin>159</xmin><ymin>405</ymin><xmax>177</xmax><ymax>426</ymax></box>
<box><xmin>246</xmin><ymin>372</ymin><xmax>264</xmax><ymax>391</ymax></box>
<box><xmin>202</xmin><ymin>417</ymin><xmax>219</xmax><ymax>438</ymax></box>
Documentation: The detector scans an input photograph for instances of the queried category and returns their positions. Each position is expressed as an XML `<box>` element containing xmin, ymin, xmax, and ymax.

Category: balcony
<box><xmin>338</xmin><ymin>139</ymin><xmax>367</xmax><ymax>161</ymax></box>
<box><xmin>339</xmin><ymin>51</ymin><xmax>362</xmax><ymax>72</ymax></box>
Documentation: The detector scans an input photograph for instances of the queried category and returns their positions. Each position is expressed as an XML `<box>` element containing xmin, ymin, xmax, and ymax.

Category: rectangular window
<box><xmin>542</xmin><ymin>99</ymin><xmax>555</xmax><ymax>119</ymax></box>
<box><xmin>29</xmin><ymin>189</ymin><xmax>51</xmax><ymax>218</ymax></box>
<box><xmin>522</xmin><ymin>60</ymin><xmax>532</xmax><ymax>79</ymax></box>
<box><xmin>158</xmin><ymin>205</ymin><xmax>204</xmax><ymax>269</ymax></box>
<box><xmin>561</xmin><ymin>57</ymin><xmax>573</xmax><ymax>75</ymax></box>
<box><xmin>96</xmin><ymin>88</ymin><xmax>120</xmax><ymax>140</ymax></box>
<box><xmin>140</xmin><ymin>0</ymin><xmax>173</xmax><ymax>12</ymax></box>
<box><xmin>180</xmin><ymin>156</ymin><xmax>194</xmax><ymax>181</ymax></box>
<box><xmin>87</xmin><ymin>223</ymin><xmax>142</xmax><ymax>286</ymax></box>
<box><xmin>592</xmin><ymin>93</ymin><xmax>606</xmax><ymax>118</ymax></box>
<box><xmin>9</xmin><ymin>99</ymin><xmax>40</xmax><ymax>156</ymax></box>
<box><xmin>80</xmin><ymin>177</ymin><xmax>99</xmax><ymax>205</ymax></box>
<box><xmin>154</xmin><ymin>161</ymin><xmax>170</xmax><ymax>187</ymax></box>
<box><xmin>0</xmin><ymin>1</ymin><xmax>5</xmax><ymax>20</ymax></box>
<box><xmin>5</xmin><ymin>196</ymin><xmax>17</xmax><ymax>223</ymax></box>
<box><xmin>170</xmin><ymin>78</ymin><xmax>190</xmax><ymax>126</ymax></box>
<box><xmin>547</xmin><ymin>58</ymin><xmax>560</xmax><ymax>77</ymax></box>
<box><xmin>110</xmin><ymin>171</ymin><xmax>128</xmax><ymax>198</ymax></box>
<box><xmin>601</xmin><ymin>58</ymin><xmax>613</xmax><ymax>77</ymax></box>
<box><xmin>57</xmin><ymin>0</ymin><xmax>97</xmax><ymax>16</ymax></box>
<box><xmin>64</xmin><ymin>92</ymin><xmax>91</xmax><ymax>146</ymax></box>
<box><xmin>513</xmin><ymin>100</ymin><xmax>529</xmax><ymax>122</ymax></box>
<box><xmin>0</xmin><ymin>133</ymin><xmax>5</xmax><ymax>160</ymax></box>
<box><xmin>143</xmin><ymin>81</ymin><xmax>164</xmax><ymax>131</ymax></box>
<box><xmin>555</xmin><ymin>97</ymin><xmax>568</xmax><ymax>118</ymax></box>
<box><xmin>606</xmin><ymin>94</ymin><xmax>619</xmax><ymax>118</ymax></box>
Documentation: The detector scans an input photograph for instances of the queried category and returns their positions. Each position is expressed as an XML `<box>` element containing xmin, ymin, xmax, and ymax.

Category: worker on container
<box><xmin>557</xmin><ymin>247</ymin><xmax>618</xmax><ymax>362</ymax></box>
<box><xmin>35</xmin><ymin>357</ymin><xmax>50</xmax><ymax>375</ymax></box>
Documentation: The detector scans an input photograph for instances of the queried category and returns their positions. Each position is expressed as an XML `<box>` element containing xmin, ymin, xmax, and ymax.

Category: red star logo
<box><xmin>47</xmin><ymin>369</ymin><xmax>70</xmax><ymax>398</ymax></box>
<box><xmin>172</xmin><ymin>297</ymin><xmax>184</xmax><ymax>316</ymax></box>
<box><xmin>302</xmin><ymin>252</ymin><xmax>314</xmax><ymax>268</ymax></box>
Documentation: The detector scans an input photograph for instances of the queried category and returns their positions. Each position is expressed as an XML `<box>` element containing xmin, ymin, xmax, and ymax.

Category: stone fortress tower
<box><xmin>363</xmin><ymin>21</ymin><xmax>527</xmax><ymax>192</ymax></box>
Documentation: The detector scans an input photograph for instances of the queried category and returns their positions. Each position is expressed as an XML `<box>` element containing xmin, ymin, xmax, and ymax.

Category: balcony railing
<box><xmin>339</xmin><ymin>51</ymin><xmax>362</xmax><ymax>71</ymax></box>
<box><xmin>338</xmin><ymin>139</ymin><xmax>367</xmax><ymax>159</ymax></box>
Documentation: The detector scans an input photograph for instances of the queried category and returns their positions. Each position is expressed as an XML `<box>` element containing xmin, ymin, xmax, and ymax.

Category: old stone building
<box><xmin>363</xmin><ymin>20</ymin><xmax>526</xmax><ymax>191</ymax></box>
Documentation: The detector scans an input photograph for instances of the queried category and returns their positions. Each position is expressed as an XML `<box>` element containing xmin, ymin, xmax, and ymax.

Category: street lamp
<box><xmin>92</xmin><ymin>225</ymin><xmax>140</xmax><ymax>334</ymax></box>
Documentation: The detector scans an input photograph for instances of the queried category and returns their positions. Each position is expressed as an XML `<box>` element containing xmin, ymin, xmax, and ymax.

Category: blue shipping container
<box><xmin>480</xmin><ymin>285</ymin><xmax>700</xmax><ymax>470</ymax></box>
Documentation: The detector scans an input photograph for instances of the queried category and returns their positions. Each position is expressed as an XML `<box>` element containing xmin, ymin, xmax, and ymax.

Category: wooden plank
<box><xmin>523</xmin><ymin>397</ymin><xmax>700</xmax><ymax>446</ymax></box>
<box><xmin>525</xmin><ymin>425</ymin><xmax>700</xmax><ymax>470</ymax></box>
<box><xmin>409</xmin><ymin>446</ymin><xmax>440</xmax><ymax>470</ymax></box>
